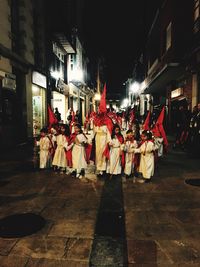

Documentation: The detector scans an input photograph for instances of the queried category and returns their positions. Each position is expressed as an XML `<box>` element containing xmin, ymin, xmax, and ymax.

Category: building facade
<box><xmin>0</xmin><ymin>0</ymin><xmax>48</xmax><ymax>147</ymax></box>
<box><xmin>133</xmin><ymin>0</ymin><xmax>199</xmax><ymax>129</ymax></box>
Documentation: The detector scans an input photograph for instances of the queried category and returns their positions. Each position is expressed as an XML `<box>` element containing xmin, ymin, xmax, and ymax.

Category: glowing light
<box><xmin>121</xmin><ymin>98</ymin><xmax>129</xmax><ymax>109</ymax></box>
<box><xmin>94</xmin><ymin>93</ymin><xmax>101</xmax><ymax>101</ymax></box>
<box><xmin>70</xmin><ymin>69</ymin><xmax>84</xmax><ymax>82</ymax></box>
<box><xmin>130</xmin><ymin>82</ymin><xmax>140</xmax><ymax>93</ymax></box>
<box><xmin>32</xmin><ymin>85</ymin><xmax>40</xmax><ymax>94</ymax></box>
<box><xmin>51</xmin><ymin>71</ymin><xmax>61</xmax><ymax>80</ymax></box>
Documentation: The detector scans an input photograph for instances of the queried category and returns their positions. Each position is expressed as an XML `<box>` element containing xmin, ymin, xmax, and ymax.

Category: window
<box><xmin>194</xmin><ymin>0</ymin><xmax>200</xmax><ymax>21</ymax></box>
<box><xmin>166</xmin><ymin>22</ymin><xmax>172</xmax><ymax>51</ymax></box>
<box><xmin>53</xmin><ymin>42</ymin><xmax>57</xmax><ymax>54</ymax></box>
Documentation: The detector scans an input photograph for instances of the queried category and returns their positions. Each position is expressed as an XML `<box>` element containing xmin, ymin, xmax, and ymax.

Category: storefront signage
<box><xmin>32</xmin><ymin>71</ymin><xmax>47</xmax><ymax>88</ymax></box>
<box><xmin>80</xmin><ymin>92</ymin><xmax>85</xmax><ymax>98</ymax></box>
<box><xmin>1</xmin><ymin>71</ymin><xmax>16</xmax><ymax>90</ymax></box>
<box><xmin>69</xmin><ymin>83</ymin><xmax>79</xmax><ymax>96</ymax></box>
<box><xmin>0</xmin><ymin>71</ymin><xmax>16</xmax><ymax>79</ymax></box>
<box><xmin>69</xmin><ymin>88</ymin><xmax>78</xmax><ymax>96</ymax></box>
<box><xmin>5</xmin><ymin>73</ymin><xmax>16</xmax><ymax>80</ymax></box>
<box><xmin>2</xmin><ymin>77</ymin><xmax>16</xmax><ymax>90</ymax></box>
<box><xmin>171</xmin><ymin>88</ymin><xmax>183</xmax><ymax>98</ymax></box>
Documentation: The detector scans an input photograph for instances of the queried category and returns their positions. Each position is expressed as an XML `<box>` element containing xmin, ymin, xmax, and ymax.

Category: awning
<box><xmin>144</xmin><ymin>63</ymin><xmax>185</xmax><ymax>94</ymax></box>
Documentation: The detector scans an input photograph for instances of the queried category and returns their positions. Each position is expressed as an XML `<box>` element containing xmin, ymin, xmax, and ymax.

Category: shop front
<box><xmin>51</xmin><ymin>91</ymin><xmax>68</xmax><ymax>123</ymax></box>
<box><xmin>32</xmin><ymin>71</ymin><xmax>47</xmax><ymax>136</ymax></box>
<box><xmin>0</xmin><ymin>71</ymin><xmax>17</xmax><ymax>148</ymax></box>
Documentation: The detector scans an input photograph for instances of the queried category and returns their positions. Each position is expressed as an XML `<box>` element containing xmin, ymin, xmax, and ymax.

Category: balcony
<box><xmin>54</xmin><ymin>33</ymin><xmax>75</xmax><ymax>54</ymax></box>
<box><xmin>144</xmin><ymin>63</ymin><xmax>185</xmax><ymax>94</ymax></box>
<box><xmin>147</xmin><ymin>58</ymin><xmax>159</xmax><ymax>76</ymax></box>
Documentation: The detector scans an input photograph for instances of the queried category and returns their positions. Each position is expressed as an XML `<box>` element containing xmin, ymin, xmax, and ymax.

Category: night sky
<box><xmin>83</xmin><ymin>0</ymin><xmax>162</xmax><ymax>97</ymax></box>
<box><xmin>46</xmin><ymin>0</ymin><xmax>162</xmax><ymax>97</ymax></box>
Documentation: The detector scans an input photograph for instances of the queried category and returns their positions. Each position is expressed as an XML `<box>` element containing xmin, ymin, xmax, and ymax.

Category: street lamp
<box><xmin>94</xmin><ymin>93</ymin><xmax>101</xmax><ymax>101</ymax></box>
<box><xmin>130</xmin><ymin>81</ymin><xmax>140</xmax><ymax>93</ymax></box>
<box><xmin>51</xmin><ymin>71</ymin><xmax>62</xmax><ymax>80</ymax></box>
<box><xmin>121</xmin><ymin>98</ymin><xmax>129</xmax><ymax>109</ymax></box>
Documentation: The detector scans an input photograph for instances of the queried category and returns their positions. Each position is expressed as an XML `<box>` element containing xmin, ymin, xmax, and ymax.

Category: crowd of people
<box><xmin>35</xmin><ymin>102</ymin><xmax>168</xmax><ymax>184</ymax></box>
<box><xmin>35</xmin><ymin>93</ymin><xmax>200</xmax><ymax>184</ymax></box>
<box><xmin>173</xmin><ymin>103</ymin><xmax>200</xmax><ymax>158</ymax></box>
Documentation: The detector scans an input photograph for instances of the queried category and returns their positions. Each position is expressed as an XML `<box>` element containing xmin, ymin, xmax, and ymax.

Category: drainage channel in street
<box><xmin>0</xmin><ymin>181</ymin><xmax>10</xmax><ymax>187</ymax></box>
<box><xmin>0</xmin><ymin>213</ymin><xmax>46</xmax><ymax>238</ymax></box>
<box><xmin>185</xmin><ymin>178</ymin><xmax>200</xmax><ymax>187</ymax></box>
<box><xmin>89</xmin><ymin>175</ymin><xmax>128</xmax><ymax>267</ymax></box>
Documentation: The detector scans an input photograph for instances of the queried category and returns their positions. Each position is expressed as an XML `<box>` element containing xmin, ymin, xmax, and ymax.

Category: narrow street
<box><xmin>0</xmin><ymin>141</ymin><xmax>200</xmax><ymax>267</ymax></box>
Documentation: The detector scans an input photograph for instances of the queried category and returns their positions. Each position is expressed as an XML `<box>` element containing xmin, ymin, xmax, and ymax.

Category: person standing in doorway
<box><xmin>54</xmin><ymin>107</ymin><xmax>61</xmax><ymax>122</ymax></box>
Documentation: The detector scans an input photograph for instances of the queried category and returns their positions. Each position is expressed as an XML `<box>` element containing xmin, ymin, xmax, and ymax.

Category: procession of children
<box><xmin>36</xmin><ymin>85</ymin><xmax>168</xmax><ymax>184</ymax></box>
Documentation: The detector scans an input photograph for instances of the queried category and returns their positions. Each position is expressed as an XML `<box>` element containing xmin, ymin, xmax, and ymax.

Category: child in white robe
<box><xmin>122</xmin><ymin>129</ymin><xmax>138</xmax><ymax>178</ymax></box>
<box><xmin>134</xmin><ymin>130</ymin><xmax>156</xmax><ymax>183</ymax></box>
<box><xmin>106</xmin><ymin>124</ymin><xmax>124</xmax><ymax>176</ymax></box>
<box><xmin>152</xmin><ymin>125</ymin><xmax>164</xmax><ymax>158</ymax></box>
<box><xmin>37</xmin><ymin>128</ymin><xmax>52</xmax><ymax>169</ymax></box>
<box><xmin>72</xmin><ymin>123</ymin><xmax>88</xmax><ymax>179</ymax></box>
<box><xmin>52</xmin><ymin>124</ymin><xmax>72</xmax><ymax>174</ymax></box>
<box><xmin>48</xmin><ymin>126</ymin><xmax>57</xmax><ymax>167</ymax></box>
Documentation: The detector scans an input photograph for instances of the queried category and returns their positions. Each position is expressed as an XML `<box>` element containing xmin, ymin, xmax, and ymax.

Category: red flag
<box><xmin>84</xmin><ymin>112</ymin><xmax>89</xmax><ymax>130</ymax></box>
<box><xmin>143</xmin><ymin>111</ymin><xmax>151</xmax><ymax>130</ymax></box>
<box><xmin>48</xmin><ymin>105</ymin><xmax>58</xmax><ymax>126</ymax></box>
<box><xmin>154</xmin><ymin>107</ymin><xmax>168</xmax><ymax>148</ymax></box>
<box><xmin>99</xmin><ymin>83</ymin><xmax>107</xmax><ymax>113</ymax></box>
<box><xmin>72</xmin><ymin>110</ymin><xmax>75</xmax><ymax>122</ymax></box>
<box><xmin>152</xmin><ymin>123</ymin><xmax>161</xmax><ymax>137</ymax></box>
<box><xmin>130</xmin><ymin>110</ymin><xmax>135</xmax><ymax>123</ymax></box>
<box><xmin>156</xmin><ymin>106</ymin><xmax>165</xmax><ymax>125</ymax></box>
<box><xmin>159</xmin><ymin>124</ymin><xmax>168</xmax><ymax>147</ymax></box>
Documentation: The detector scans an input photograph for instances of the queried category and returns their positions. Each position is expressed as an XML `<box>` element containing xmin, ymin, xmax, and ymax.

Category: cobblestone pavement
<box><xmin>0</xmin><ymin>144</ymin><xmax>200</xmax><ymax>266</ymax></box>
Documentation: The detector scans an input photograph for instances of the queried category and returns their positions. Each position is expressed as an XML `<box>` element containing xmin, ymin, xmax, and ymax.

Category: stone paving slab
<box><xmin>10</xmin><ymin>237</ymin><xmax>92</xmax><ymax>262</ymax></box>
<box><xmin>0</xmin><ymin>255</ymin><xmax>29</xmax><ymax>267</ymax></box>
<box><xmin>156</xmin><ymin>239</ymin><xmax>200</xmax><ymax>264</ymax></box>
<box><xmin>26</xmin><ymin>258</ymin><xmax>89</xmax><ymax>267</ymax></box>
<box><xmin>127</xmin><ymin>240</ymin><xmax>157</xmax><ymax>264</ymax></box>
<box><xmin>128</xmin><ymin>263</ymin><xmax>157</xmax><ymax>267</ymax></box>
<box><xmin>0</xmin><ymin>238</ymin><xmax>18</xmax><ymax>256</ymax></box>
<box><xmin>48</xmin><ymin>219</ymin><xmax>95</xmax><ymax>238</ymax></box>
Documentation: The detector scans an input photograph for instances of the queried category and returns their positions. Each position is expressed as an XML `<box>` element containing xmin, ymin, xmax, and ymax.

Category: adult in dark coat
<box><xmin>187</xmin><ymin>103</ymin><xmax>200</xmax><ymax>158</ymax></box>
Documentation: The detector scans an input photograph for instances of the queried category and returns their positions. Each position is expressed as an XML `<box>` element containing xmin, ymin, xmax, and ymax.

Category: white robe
<box><xmin>106</xmin><ymin>137</ymin><xmax>122</xmax><ymax>175</ymax></box>
<box><xmin>122</xmin><ymin>118</ymin><xmax>126</xmax><ymax>130</ymax></box>
<box><xmin>94</xmin><ymin>125</ymin><xmax>111</xmax><ymax>171</ymax></box>
<box><xmin>154</xmin><ymin>137</ymin><xmax>164</xmax><ymax>157</ymax></box>
<box><xmin>123</xmin><ymin>140</ymin><xmax>138</xmax><ymax>176</ymax></box>
<box><xmin>52</xmin><ymin>134</ymin><xmax>69</xmax><ymax>168</ymax></box>
<box><xmin>135</xmin><ymin>141</ymin><xmax>156</xmax><ymax>179</ymax></box>
<box><xmin>72</xmin><ymin>133</ymin><xmax>87</xmax><ymax>171</ymax></box>
<box><xmin>37</xmin><ymin>137</ymin><xmax>52</xmax><ymax>169</ymax></box>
